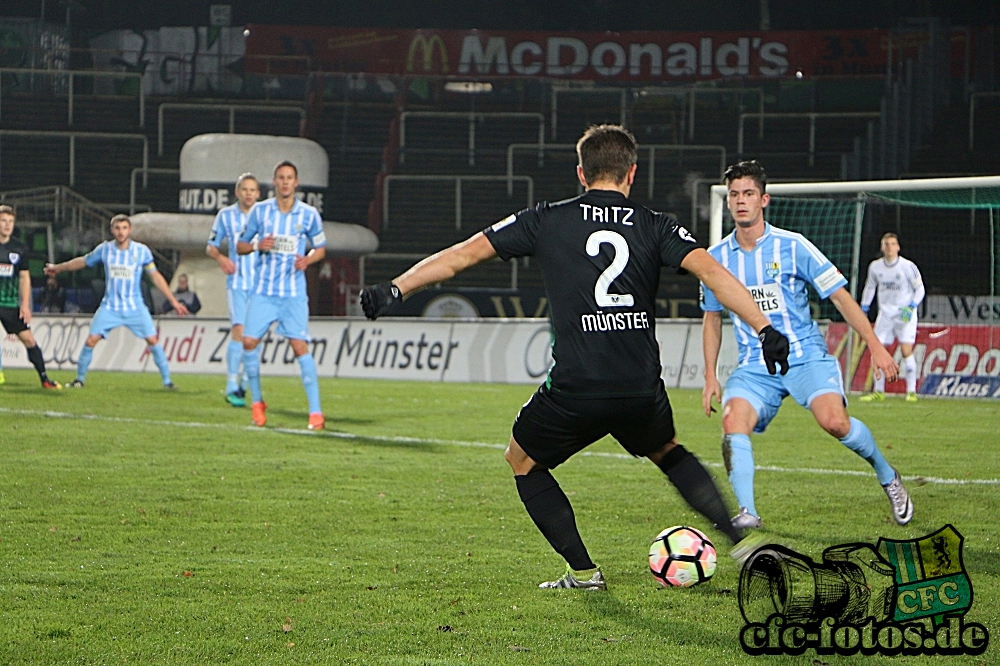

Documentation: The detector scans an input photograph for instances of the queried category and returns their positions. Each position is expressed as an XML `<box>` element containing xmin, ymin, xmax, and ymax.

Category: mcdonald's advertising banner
<box><xmin>245</xmin><ymin>26</ymin><xmax>903</xmax><ymax>80</ymax></box>
<box><xmin>827</xmin><ymin>323</ymin><xmax>1000</xmax><ymax>398</ymax></box>
<box><xmin>1</xmin><ymin>315</ymin><xmax>739</xmax><ymax>388</ymax></box>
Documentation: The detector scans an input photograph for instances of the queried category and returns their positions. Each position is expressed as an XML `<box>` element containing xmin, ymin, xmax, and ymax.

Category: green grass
<box><xmin>0</xmin><ymin>368</ymin><xmax>997</xmax><ymax>665</ymax></box>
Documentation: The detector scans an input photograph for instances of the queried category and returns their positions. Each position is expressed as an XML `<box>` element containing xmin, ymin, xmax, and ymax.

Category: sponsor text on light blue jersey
<box><xmin>700</xmin><ymin>222</ymin><xmax>848</xmax><ymax>368</ymax></box>
<box><xmin>239</xmin><ymin>197</ymin><xmax>326</xmax><ymax>299</ymax></box>
<box><xmin>84</xmin><ymin>240</ymin><xmax>156</xmax><ymax>312</ymax></box>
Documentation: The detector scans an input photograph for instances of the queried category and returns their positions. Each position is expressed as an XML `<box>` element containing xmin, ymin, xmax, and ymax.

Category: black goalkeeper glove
<box><xmin>360</xmin><ymin>282</ymin><xmax>402</xmax><ymax>320</ymax></box>
<box><xmin>758</xmin><ymin>325</ymin><xmax>790</xmax><ymax>376</ymax></box>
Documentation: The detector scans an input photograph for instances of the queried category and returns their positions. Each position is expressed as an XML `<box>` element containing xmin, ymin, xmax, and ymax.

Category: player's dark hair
<box><xmin>110</xmin><ymin>213</ymin><xmax>131</xmax><ymax>227</ymax></box>
<box><xmin>235</xmin><ymin>172</ymin><xmax>258</xmax><ymax>190</ymax></box>
<box><xmin>0</xmin><ymin>204</ymin><xmax>14</xmax><ymax>219</ymax></box>
<box><xmin>273</xmin><ymin>160</ymin><xmax>298</xmax><ymax>178</ymax></box>
<box><xmin>724</xmin><ymin>160</ymin><xmax>767</xmax><ymax>194</ymax></box>
<box><xmin>576</xmin><ymin>124</ymin><xmax>637</xmax><ymax>185</ymax></box>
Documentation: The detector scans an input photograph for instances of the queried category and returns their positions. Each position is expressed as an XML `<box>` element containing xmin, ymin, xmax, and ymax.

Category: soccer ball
<box><xmin>648</xmin><ymin>525</ymin><xmax>717</xmax><ymax>588</ymax></box>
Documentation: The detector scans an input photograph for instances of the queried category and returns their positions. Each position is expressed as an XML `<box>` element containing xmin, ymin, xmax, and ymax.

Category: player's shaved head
<box><xmin>724</xmin><ymin>160</ymin><xmax>767</xmax><ymax>194</ymax></box>
<box><xmin>576</xmin><ymin>125</ymin><xmax>637</xmax><ymax>185</ymax></box>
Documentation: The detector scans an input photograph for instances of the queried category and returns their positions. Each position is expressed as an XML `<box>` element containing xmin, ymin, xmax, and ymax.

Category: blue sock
<box><xmin>226</xmin><ymin>340</ymin><xmax>242</xmax><ymax>394</ymax></box>
<box><xmin>149</xmin><ymin>344</ymin><xmax>171</xmax><ymax>385</ymax></box>
<box><xmin>840</xmin><ymin>417</ymin><xmax>895</xmax><ymax>485</ymax></box>
<box><xmin>76</xmin><ymin>345</ymin><xmax>94</xmax><ymax>382</ymax></box>
<box><xmin>724</xmin><ymin>434</ymin><xmax>757</xmax><ymax>516</ymax></box>
<box><xmin>296</xmin><ymin>353</ymin><xmax>322</xmax><ymax>414</ymax></box>
<box><xmin>243</xmin><ymin>349</ymin><xmax>262</xmax><ymax>403</ymax></box>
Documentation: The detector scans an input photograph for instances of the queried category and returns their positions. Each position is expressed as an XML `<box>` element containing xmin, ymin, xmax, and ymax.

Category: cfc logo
<box><xmin>407</xmin><ymin>33</ymin><xmax>449</xmax><ymax>73</ymax></box>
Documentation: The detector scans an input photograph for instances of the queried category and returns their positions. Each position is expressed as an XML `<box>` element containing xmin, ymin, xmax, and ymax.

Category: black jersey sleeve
<box><xmin>483</xmin><ymin>205</ymin><xmax>542</xmax><ymax>261</ymax></box>
<box><xmin>654</xmin><ymin>212</ymin><xmax>699</xmax><ymax>271</ymax></box>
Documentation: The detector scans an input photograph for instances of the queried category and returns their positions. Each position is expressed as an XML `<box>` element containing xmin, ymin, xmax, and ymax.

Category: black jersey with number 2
<box><xmin>484</xmin><ymin>189</ymin><xmax>699</xmax><ymax>397</ymax></box>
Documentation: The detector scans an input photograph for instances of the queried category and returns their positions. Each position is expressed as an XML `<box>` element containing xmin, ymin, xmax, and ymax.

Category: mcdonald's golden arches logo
<box><xmin>406</xmin><ymin>33</ymin><xmax>449</xmax><ymax>73</ymax></box>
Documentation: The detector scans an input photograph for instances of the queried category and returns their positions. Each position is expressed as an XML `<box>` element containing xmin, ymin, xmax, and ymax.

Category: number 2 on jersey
<box><xmin>586</xmin><ymin>230</ymin><xmax>634</xmax><ymax>307</ymax></box>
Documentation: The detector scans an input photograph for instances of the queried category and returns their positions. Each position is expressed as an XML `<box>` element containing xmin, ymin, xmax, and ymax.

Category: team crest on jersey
<box><xmin>8</xmin><ymin>253</ymin><xmax>19</xmax><ymax>264</ymax></box>
<box><xmin>765</xmin><ymin>261</ymin><xmax>780</xmax><ymax>278</ymax></box>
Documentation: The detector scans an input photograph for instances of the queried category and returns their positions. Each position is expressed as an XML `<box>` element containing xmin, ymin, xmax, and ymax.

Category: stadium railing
<box><xmin>737</xmin><ymin>112</ymin><xmax>882</xmax><ymax>167</ymax></box>
<box><xmin>382</xmin><ymin>174</ymin><xmax>533</xmax><ymax>231</ymax></box>
<box><xmin>398</xmin><ymin>112</ymin><xmax>545</xmax><ymax>166</ymax></box>
<box><xmin>0</xmin><ymin>68</ymin><xmax>145</xmax><ymax>127</ymax></box>
<box><xmin>968</xmin><ymin>91</ymin><xmax>1000</xmax><ymax>152</ymax></box>
<box><xmin>0</xmin><ymin>130</ymin><xmax>148</xmax><ymax>189</ymax></box>
<box><xmin>505</xmin><ymin>142</ymin><xmax>726</xmax><ymax>200</ymax></box>
<box><xmin>156</xmin><ymin>102</ymin><xmax>306</xmax><ymax>156</ymax></box>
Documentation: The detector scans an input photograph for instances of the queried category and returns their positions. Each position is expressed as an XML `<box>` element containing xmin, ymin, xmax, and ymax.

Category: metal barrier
<box><xmin>382</xmin><ymin>174</ymin><xmax>534</xmax><ymax>231</ymax></box>
<box><xmin>505</xmin><ymin>142</ymin><xmax>726</xmax><ymax>200</ymax></box>
<box><xmin>130</xmin><ymin>168</ymin><xmax>180</xmax><ymax>215</ymax></box>
<box><xmin>551</xmin><ymin>85</ymin><xmax>765</xmax><ymax>141</ymax></box>
<box><xmin>398</xmin><ymin>112</ymin><xmax>545</xmax><ymax>166</ymax></box>
<box><xmin>737</xmin><ymin>112</ymin><xmax>882</xmax><ymax>166</ymax></box>
<box><xmin>358</xmin><ymin>252</ymin><xmax>520</xmax><ymax>290</ymax></box>
<box><xmin>0</xmin><ymin>67</ymin><xmax>145</xmax><ymax>127</ymax></box>
<box><xmin>0</xmin><ymin>130</ymin><xmax>148</xmax><ymax>188</ymax></box>
<box><xmin>157</xmin><ymin>103</ymin><xmax>305</xmax><ymax>156</ymax></box>
<box><xmin>968</xmin><ymin>91</ymin><xmax>1000</xmax><ymax>152</ymax></box>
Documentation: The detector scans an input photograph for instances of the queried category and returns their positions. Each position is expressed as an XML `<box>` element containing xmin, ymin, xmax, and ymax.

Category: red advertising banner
<box><xmin>245</xmin><ymin>26</ymin><xmax>899</xmax><ymax>80</ymax></box>
<box><xmin>826</xmin><ymin>323</ymin><xmax>1000</xmax><ymax>394</ymax></box>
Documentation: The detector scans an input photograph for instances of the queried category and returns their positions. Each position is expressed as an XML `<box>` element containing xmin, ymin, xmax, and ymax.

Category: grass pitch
<box><xmin>0</xmin><ymin>368</ymin><xmax>997</xmax><ymax>665</ymax></box>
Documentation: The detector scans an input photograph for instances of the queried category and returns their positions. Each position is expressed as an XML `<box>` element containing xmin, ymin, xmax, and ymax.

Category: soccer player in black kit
<box><xmin>0</xmin><ymin>205</ymin><xmax>60</xmax><ymax>388</ymax></box>
<box><xmin>361</xmin><ymin>125</ymin><xmax>789</xmax><ymax>589</ymax></box>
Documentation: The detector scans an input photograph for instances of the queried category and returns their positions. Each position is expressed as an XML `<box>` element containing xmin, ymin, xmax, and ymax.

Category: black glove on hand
<box><xmin>360</xmin><ymin>282</ymin><xmax>402</xmax><ymax>320</ymax></box>
<box><xmin>758</xmin><ymin>325</ymin><xmax>790</xmax><ymax>376</ymax></box>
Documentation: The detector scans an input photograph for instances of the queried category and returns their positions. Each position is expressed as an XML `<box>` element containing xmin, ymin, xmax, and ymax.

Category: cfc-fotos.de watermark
<box><xmin>737</xmin><ymin>525</ymin><xmax>990</xmax><ymax>657</ymax></box>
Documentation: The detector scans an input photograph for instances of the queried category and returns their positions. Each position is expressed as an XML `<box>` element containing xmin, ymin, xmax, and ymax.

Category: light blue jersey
<box><xmin>700</xmin><ymin>222</ymin><xmax>848</xmax><ymax>367</ymax></box>
<box><xmin>84</xmin><ymin>240</ymin><xmax>156</xmax><ymax>312</ymax></box>
<box><xmin>208</xmin><ymin>203</ymin><xmax>258</xmax><ymax>291</ymax></box>
<box><xmin>240</xmin><ymin>198</ymin><xmax>326</xmax><ymax>299</ymax></box>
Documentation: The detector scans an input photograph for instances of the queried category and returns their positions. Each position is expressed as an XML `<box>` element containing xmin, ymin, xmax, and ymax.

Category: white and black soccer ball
<box><xmin>649</xmin><ymin>525</ymin><xmax>717</xmax><ymax>588</ymax></box>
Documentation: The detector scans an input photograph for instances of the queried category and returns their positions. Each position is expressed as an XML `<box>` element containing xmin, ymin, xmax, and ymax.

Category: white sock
<box><xmin>904</xmin><ymin>355</ymin><xmax>917</xmax><ymax>394</ymax></box>
<box><xmin>873</xmin><ymin>371</ymin><xmax>885</xmax><ymax>393</ymax></box>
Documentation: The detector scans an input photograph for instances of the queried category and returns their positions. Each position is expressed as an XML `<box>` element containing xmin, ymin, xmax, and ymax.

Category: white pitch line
<box><xmin>3</xmin><ymin>407</ymin><xmax>998</xmax><ymax>486</ymax></box>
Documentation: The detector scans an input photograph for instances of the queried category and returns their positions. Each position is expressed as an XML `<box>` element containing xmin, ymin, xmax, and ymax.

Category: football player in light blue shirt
<box><xmin>700</xmin><ymin>161</ymin><xmax>913</xmax><ymax>529</ymax></box>
<box><xmin>45</xmin><ymin>214</ymin><xmax>189</xmax><ymax>388</ymax></box>
<box><xmin>237</xmin><ymin>161</ymin><xmax>327</xmax><ymax>430</ymax></box>
<box><xmin>207</xmin><ymin>172</ymin><xmax>261</xmax><ymax>407</ymax></box>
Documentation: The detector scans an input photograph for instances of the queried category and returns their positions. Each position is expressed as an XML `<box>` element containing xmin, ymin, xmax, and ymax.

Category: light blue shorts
<box><xmin>722</xmin><ymin>354</ymin><xmax>846</xmax><ymax>433</ymax></box>
<box><xmin>227</xmin><ymin>288</ymin><xmax>252</xmax><ymax>327</ymax></box>
<box><xmin>89</xmin><ymin>305</ymin><xmax>157</xmax><ymax>340</ymax></box>
<box><xmin>244</xmin><ymin>293</ymin><xmax>311</xmax><ymax>342</ymax></box>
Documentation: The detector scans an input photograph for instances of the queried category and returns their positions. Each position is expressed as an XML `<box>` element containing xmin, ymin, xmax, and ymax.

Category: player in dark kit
<box><xmin>360</xmin><ymin>125</ymin><xmax>789</xmax><ymax>589</ymax></box>
<box><xmin>0</xmin><ymin>205</ymin><xmax>60</xmax><ymax>388</ymax></box>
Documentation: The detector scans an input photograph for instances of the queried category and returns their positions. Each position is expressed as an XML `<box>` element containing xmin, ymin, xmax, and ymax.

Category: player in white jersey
<box><xmin>700</xmin><ymin>161</ymin><xmax>913</xmax><ymax>529</ymax></box>
<box><xmin>207</xmin><ymin>173</ymin><xmax>261</xmax><ymax>407</ymax></box>
<box><xmin>45</xmin><ymin>214</ymin><xmax>189</xmax><ymax>387</ymax></box>
<box><xmin>859</xmin><ymin>233</ymin><xmax>925</xmax><ymax>402</ymax></box>
<box><xmin>236</xmin><ymin>161</ymin><xmax>327</xmax><ymax>430</ymax></box>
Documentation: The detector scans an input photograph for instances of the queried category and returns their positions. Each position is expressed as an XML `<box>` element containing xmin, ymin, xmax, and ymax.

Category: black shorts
<box><xmin>512</xmin><ymin>382</ymin><xmax>677</xmax><ymax>469</ymax></box>
<box><xmin>0</xmin><ymin>307</ymin><xmax>29</xmax><ymax>335</ymax></box>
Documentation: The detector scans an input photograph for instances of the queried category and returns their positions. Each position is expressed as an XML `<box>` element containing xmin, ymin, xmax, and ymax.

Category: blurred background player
<box><xmin>236</xmin><ymin>161</ymin><xmax>327</xmax><ymax>430</ymax></box>
<box><xmin>45</xmin><ymin>214</ymin><xmax>189</xmax><ymax>388</ymax></box>
<box><xmin>859</xmin><ymin>233</ymin><xmax>925</xmax><ymax>402</ymax></box>
<box><xmin>0</xmin><ymin>205</ymin><xmax>59</xmax><ymax>388</ymax></box>
<box><xmin>701</xmin><ymin>161</ymin><xmax>913</xmax><ymax>529</ymax></box>
<box><xmin>361</xmin><ymin>125</ymin><xmax>790</xmax><ymax>589</ymax></box>
<box><xmin>207</xmin><ymin>173</ymin><xmax>260</xmax><ymax>407</ymax></box>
